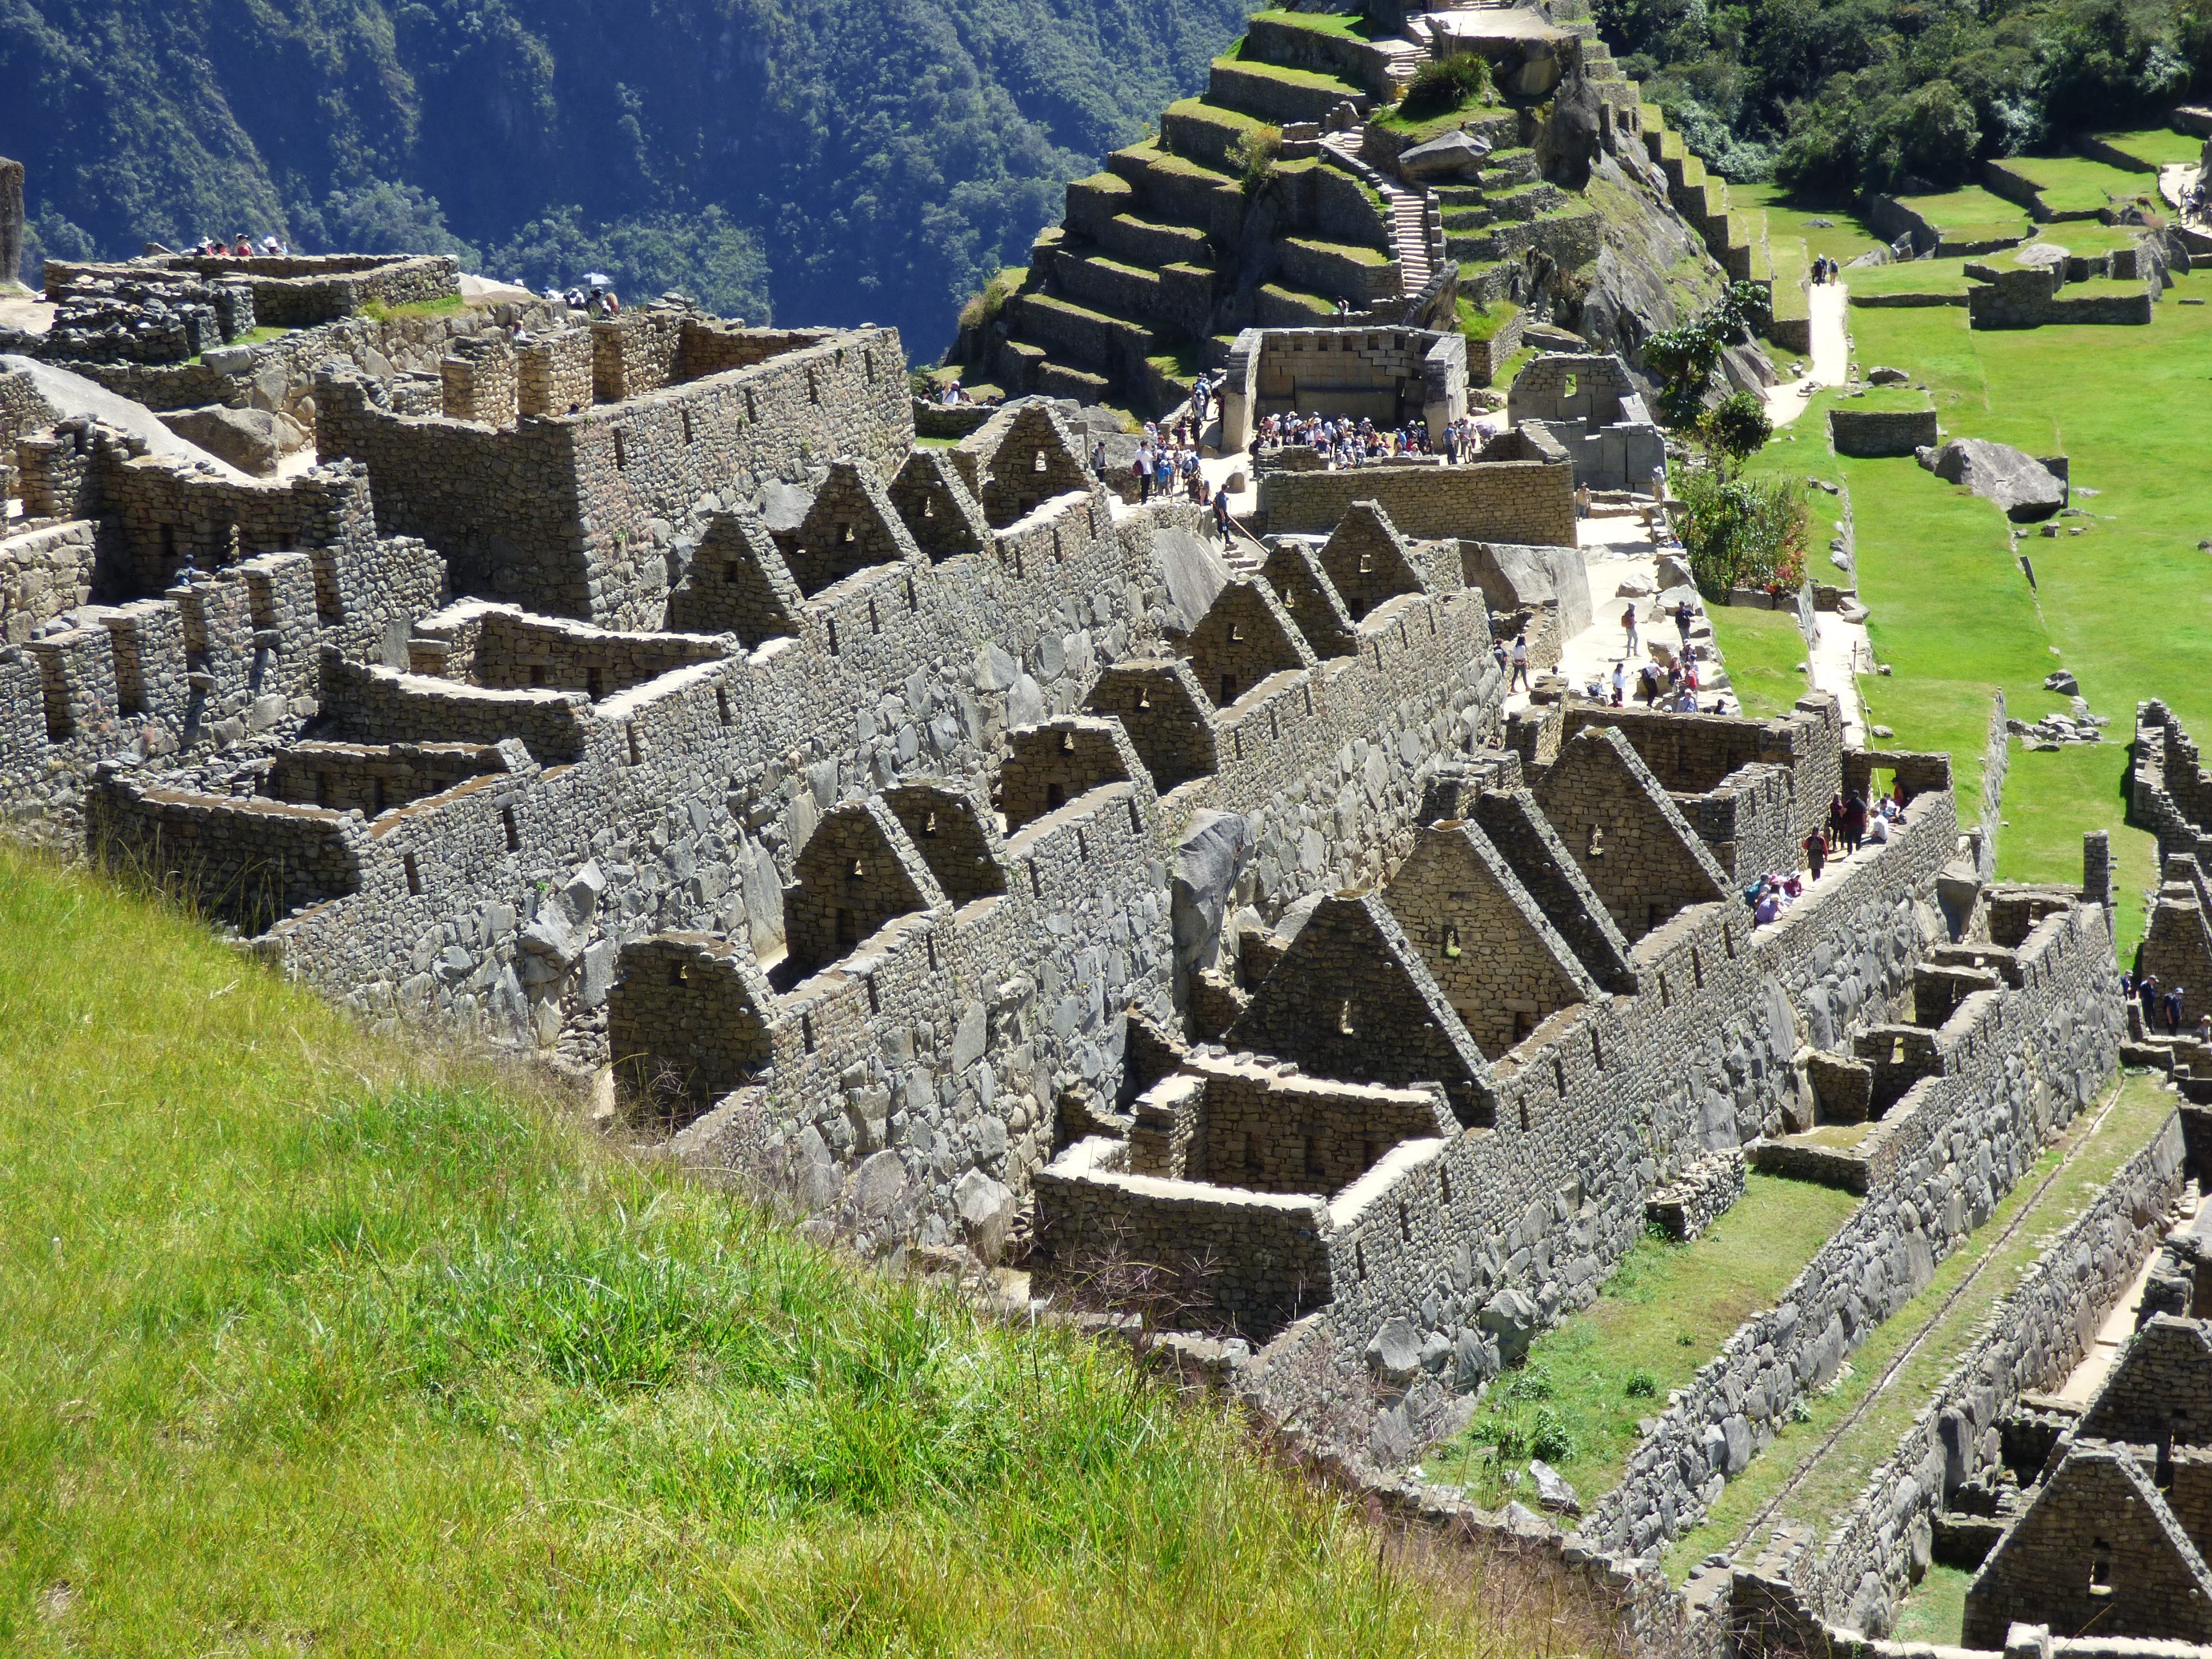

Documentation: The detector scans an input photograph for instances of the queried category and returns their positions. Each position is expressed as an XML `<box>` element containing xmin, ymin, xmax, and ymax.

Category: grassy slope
<box><xmin>1894</xmin><ymin>187</ymin><xmax>2031</xmax><ymax>243</ymax></box>
<box><xmin>1418</xmin><ymin>1175</ymin><xmax>1860</xmax><ymax>1510</ymax></box>
<box><xmin>2091</xmin><ymin>126</ymin><xmax>2204</xmax><ymax>167</ymax></box>
<box><xmin>1995</xmin><ymin>155</ymin><xmax>2158</xmax><ymax>217</ymax></box>
<box><xmin>0</xmin><ymin>848</ymin><xmax>1556</xmax><ymax>1657</ymax></box>
<box><xmin>1665</xmin><ymin>1073</ymin><xmax>2174</xmax><ymax>1581</ymax></box>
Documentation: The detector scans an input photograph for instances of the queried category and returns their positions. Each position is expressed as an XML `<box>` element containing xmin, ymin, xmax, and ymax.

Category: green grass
<box><xmin>1894</xmin><ymin>188</ymin><xmax>2031</xmax><ymax>246</ymax></box>
<box><xmin>1826</xmin><ymin>260</ymin><xmax>2212</xmax><ymax>951</ymax></box>
<box><xmin>1244</xmin><ymin>7</ymin><xmax>1374</xmax><ymax>38</ymax></box>
<box><xmin>1214</xmin><ymin>46</ymin><xmax>1367</xmax><ymax>98</ymax></box>
<box><xmin>0</xmin><ymin>847</ymin><xmax>1572</xmax><ymax>1656</ymax></box>
<box><xmin>1733</xmin><ymin>184</ymin><xmax>1882</xmax><ymax>269</ymax></box>
<box><xmin>1705</xmin><ymin>604</ymin><xmax>1814</xmax><ymax>717</ymax></box>
<box><xmin>1891</xmin><ymin>1562</ymin><xmax>1974</xmax><ymax>1643</ymax></box>
<box><xmin>2008</xmin><ymin>221</ymin><xmax>2145</xmax><ymax>260</ymax></box>
<box><xmin>1456</xmin><ymin>296</ymin><xmax>1520</xmax><ymax>344</ymax></box>
<box><xmin>1844</xmin><ymin>258</ymin><xmax>1977</xmax><ymax>303</ymax></box>
<box><xmin>1665</xmin><ymin>1074</ymin><xmax>2174</xmax><ymax>1577</ymax></box>
<box><xmin>2088</xmin><ymin>126</ymin><xmax>2205</xmax><ymax>169</ymax></box>
<box><xmin>1419</xmin><ymin>1176</ymin><xmax>1861</xmax><ymax>1513</ymax></box>
<box><xmin>361</xmin><ymin>292</ymin><xmax>469</xmax><ymax>321</ymax></box>
<box><xmin>1992</xmin><ymin>154</ymin><xmax>2158</xmax><ymax>218</ymax></box>
<box><xmin>185</xmin><ymin>324</ymin><xmax>292</xmax><ymax>364</ymax></box>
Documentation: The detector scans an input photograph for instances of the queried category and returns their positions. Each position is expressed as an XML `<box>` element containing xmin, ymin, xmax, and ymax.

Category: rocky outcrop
<box><xmin>1925</xmin><ymin>438</ymin><xmax>2067</xmax><ymax>522</ymax></box>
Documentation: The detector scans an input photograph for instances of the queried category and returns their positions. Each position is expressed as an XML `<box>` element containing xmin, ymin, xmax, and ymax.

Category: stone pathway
<box><xmin>1763</xmin><ymin>282</ymin><xmax>1850</xmax><ymax>428</ymax></box>
<box><xmin>2055</xmin><ymin>1181</ymin><xmax>2200</xmax><ymax>1405</ymax></box>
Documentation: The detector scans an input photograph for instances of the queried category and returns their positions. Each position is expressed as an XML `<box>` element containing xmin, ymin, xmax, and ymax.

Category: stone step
<box><xmin>1036</xmin><ymin>361</ymin><xmax>1112</xmax><ymax>403</ymax></box>
<box><xmin>1008</xmin><ymin>290</ymin><xmax>1155</xmax><ymax>373</ymax></box>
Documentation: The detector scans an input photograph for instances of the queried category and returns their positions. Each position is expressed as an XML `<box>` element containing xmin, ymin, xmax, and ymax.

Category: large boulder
<box><xmin>1170</xmin><ymin>810</ymin><xmax>1251</xmax><ymax>978</ymax></box>
<box><xmin>1929</xmin><ymin>438</ymin><xmax>2066</xmax><ymax>522</ymax></box>
<box><xmin>1399</xmin><ymin>129</ymin><xmax>1493</xmax><ymax>183</ymax></box>
<box><xmin>157</xmin><ymin>404</ymin><xmax>307</xmax><ymax>478</ymax></box>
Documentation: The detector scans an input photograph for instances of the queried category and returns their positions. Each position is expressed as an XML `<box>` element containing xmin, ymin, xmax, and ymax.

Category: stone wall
<box><xmin>86</xmin><ymin>779</ymin><xmax>371</xmax><ymax>933</ymax></box>
<box><xmin>1</xmin><ymin>518</ymin><xmax>97</xmax><ymax>643</ymax></box>
<box><xmin>1829</xmin><ymin>407</ymin><xmax>1938</xmax><ymax>458</ymax></box>
<box><xmin>315</xmin><ymin>321</ymin><xmax>913</xmax><ymax>628</ymax></box>
<box><xmin>43</xmin><ymin>253</ymin><xmax>460</xmax><ymax>328</ymax></box>
<box><xmin>1256</xmin><ymin>458</ymin><xmax>1578</xmax><ymax>544</ymax></box>
<box><xmin>1798</xmin><ymin>1109</ymin><xmax>2184</xmax><ymax>1640</ymax></box>
<box><xmin>1581</xmin><ymin>894</ymin><xmax>2125</xmax><ymax>1558</ymax></box>
<box><xmin>1219</xmin><ymin>324</ymin><xmax>1470</xmax><ymax>450</ymax></box>
<box><xmin>2132</xmin><ymin>700</ymin><xmax>2212</xmax><ymax>866</ymax></box>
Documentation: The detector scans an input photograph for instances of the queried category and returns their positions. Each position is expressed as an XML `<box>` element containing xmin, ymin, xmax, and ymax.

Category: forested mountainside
<box><xmin>0</xmin><ymin>0</ymin><xmax>1248</xmax><ymax>351</ymax></box>
<box><xmin>1600</xmin><ymin>0</ymin><xmax>2212</xmax><ymax>194</ymax></box>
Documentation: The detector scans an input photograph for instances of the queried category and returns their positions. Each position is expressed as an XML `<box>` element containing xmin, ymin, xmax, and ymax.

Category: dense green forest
<box><xmin>1601</xmin><ymin>0</ymin><xmax>2212</xmax><ymax>194</ymax></box>
<box><xmin>0</xmin><ymin>0</ymin><xmax>1247</xmax><ymax>351</ymax></box>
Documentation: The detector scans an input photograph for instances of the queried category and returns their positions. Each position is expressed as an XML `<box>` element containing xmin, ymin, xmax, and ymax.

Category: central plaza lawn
<box><xmin>2089</xmin><ymin>126</ymin><xmax>2205</xmax><ymax>168</ymax></box>
<box><xmin>1893</xmin><ymin>187</ymin><xmax>2031</xmax><ymax>246</ymax></box>
<box><xmin>1992</xmin><ymin>154</ymin><xmax>2160</xmax><ymax>218</ymax></box>
<box><xmin>1706</xmin><ymin>603</ymin><xmax>1814</xmax><ymax>718</ymax></box>
<box><xmin>1730</xmin><ymin>253</ymin><xmax>2212</xmax><ymax>953</ymax></box>
<box><xmin>1418</xmin><ymin>1174</ymin><xmax>1861</xmax><ymax>1513</ymax></box>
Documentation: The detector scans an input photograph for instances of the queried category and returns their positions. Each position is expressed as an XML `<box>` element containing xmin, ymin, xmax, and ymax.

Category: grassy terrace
<box><xmin>1213</xmin><ymin>43</ymin><xmax>1368</xmax><ymax>98</ymax></box>
<box><xmin>1894</xmin><ymin>187</ymin><xmax>2031</xmax><ymax>247</ymax></box>
<box><xmin>1418</xmin><ymin>1175</ymin><xmax>1861</xmax><ymax>1512</ymax></box>
<box><xmin>1705</xmin><ymin>604</ymin><xmax>1816</xmax><ymax>718</ymax></box>
<box><xmin>0</xmin><ymin>848</ymin><xmax>1569</xmax><ymax>1655</ymax></box>
<box><xmin>1845</xmin><ymin>257</ymin><xmax>1975</xmax><ymax>303</ymax></box>
<box><xmin>1245</xmin><ymin>6</ymin><xmax>1375</xmax><ymax>38</ymax></box>
<box><xmin>2090</xmin><ymin>125</ymin><xmax>2204</xmax><ymax>168</ymax></box>
<box><xmin>1991</xmin><ymin>154</ymin><xmax>2158</xmax><ymax>218</ymax></box>
<box><xmin>1667</xmin><ymin>1074</ymin><xmax>2177</xmax><ymax>1589</ymax></box>
<box><xmin>1734</xmin><ymin>185</ymin><xmax>1882</xmax><ymax>268</ymax></box>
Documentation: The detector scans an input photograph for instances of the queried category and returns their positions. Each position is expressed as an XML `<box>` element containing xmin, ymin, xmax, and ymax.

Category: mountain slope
<box><xmin>0</xmin><ymin>0</ymin><xmax>1249</xmax><ymax>352</ymax></box>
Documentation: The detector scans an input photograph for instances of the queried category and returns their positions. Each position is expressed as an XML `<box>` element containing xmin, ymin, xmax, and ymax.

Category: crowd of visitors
<box><xmin>1246</xmin><ymin>408</ymin><xmax>1498</xmax><ymax>470</ymax></box>
<box><xmin>1740</xmin><ymin>785</ymin><xmax>1913</xmax><ymax>928</ymax></box>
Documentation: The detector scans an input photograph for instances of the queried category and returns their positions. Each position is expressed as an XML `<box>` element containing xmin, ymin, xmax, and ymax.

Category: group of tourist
<box><xmin>192</xmin><ymin>233</ymin><xmax>286</xmax><ymax>258</ymax></box>
<box><xmin>1249</xmin><ymin>410</ymin><xmax>1444</xmax><ymax>470</ymax></box>
<box><xmin>1810</xmin><ymin>254</ymin><xmax>1842</xmax><ymax>285</ymax></box>
<box><xmin>2124</xmin><ymin>970</ymin><xmax>2207</xmax><ymax>1042</ymax></box>
<box><xmin>1747</xmin><ymin>869</ymin><xmax>1810</xmax><ymax>926</ymax></box>
<box><xmin>540</xmin><ymin>284</ymin><xmax>622</xmax><ymax>317</ymax></box>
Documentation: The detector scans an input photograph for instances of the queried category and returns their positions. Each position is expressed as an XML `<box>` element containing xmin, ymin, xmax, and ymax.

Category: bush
<box><xmin>1400</xmin><ymin>53</ymin><xmax>1494</xmax><ymax>118</ymax></box>
<box><xmin>957</xmin><ymin>266</ymin><xmax>1028</xmax><ymax>336</ymax></box>
<box><xmin>1674</xmin><ymin>465</ymin><xmax>1810</xmax><ymax>596</ymax></box>
<box><xmin>1625</xmin><ymin>1369</ymin><xmax>1659</xmax><ymax>1398</ymax></box>
<box><xmin>1700</xmin><ymin>390</ymin><xmax>1773</xmax><ymax>460</ymax></box>
<box><xmin>1230</xmin><ymin>125</ymin><xmax>1284</xmax><ymax>196</ymax></box>
<box><xmin>1641</xmin><ymin>282</ymin><xmax>1769</xmax><ymax>425</ymax></box>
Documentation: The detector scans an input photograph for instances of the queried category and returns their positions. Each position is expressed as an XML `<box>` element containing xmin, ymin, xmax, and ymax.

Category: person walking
<box><xmin>1842</xmin><ymin>791</ymin><xmax>1866</xmax><ymax>854</ymax></box>
<box><xmin>1826</xmin><ymin>793</ymin><xmax>1846</xmax><ymax>853</ymax></box>
<box><xmin>1213</xmin><ymin>490</ymin><xmax>1234</xmax><ymax>543</ymax></box>
<box><xmin>1091</xmin><ymin>438</ymin><xmax>1108</xmax><ymax>478</ymax></box>
<box><xmin>1510</xmin><ymin>632</ymin><xmax>1531</xmax><ymax>691</ymax></box>
<box><xmin>1622</xmin><ymin>605</ymin><xmax>1639</xmax><ymax>658</ymax></box>
<box><xmin>1134</xmin><ymin>451</ymin><xmax>1151</xmax><ymax>504</ymax></box>
<box><xmin>1576</xmin><ymin>483</ymin><xmax>1592</xmax><ymax>521</ymax></box>
<box><xmin>1674</xmin><ymin>598</ymin><xmax>1694</xmax><ymax>653</ymax></box>
<box><xmin>2168</xmin><ymin>986</ymin><xmax>2187</xmax><ymax>1037</ymax></box>
<box><xmin>1804</xmin><ymin>828</ymin><xmax>1827</xmax><ymax>882</ymax></box>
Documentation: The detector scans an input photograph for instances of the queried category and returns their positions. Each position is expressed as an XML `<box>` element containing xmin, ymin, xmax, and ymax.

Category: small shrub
<box><xmin>1699</xmin><ymin>390</ymin><xmax>1772</xmax><ymax>461</ymax></box>
<box><xmin>1230</xmin><ymin>125</ymin><xmax>1283</xmax><ymax>196</ymax></box>
<box><xmin>1675</xmin><ymin>466</ymin><xmax>1810</xmax><ymax>596</ymax></box>
<box><xmin>1527</xmin><ymin>1408</ymin><xmax>1575</xmax><ymax>1463</ymax></box>
<box><xmin>1625</xmin><ymin>1369</ymin><xmax>1658</xmax><ymax>1399</ymax></box>
<box><xmin>1401</xmin><ymin>53</ymin><xmax>1494</xmax><ymax>120</ymax></box>
<box><xmin>957</xmin><ymin>266</ymin><xmax>1027</xmax><ymax>337</ymax></box>
<box><xmin>1504</xmin><ymin>1364</ymin><xmax>1554</xmax><ymax>1402</ymax></box>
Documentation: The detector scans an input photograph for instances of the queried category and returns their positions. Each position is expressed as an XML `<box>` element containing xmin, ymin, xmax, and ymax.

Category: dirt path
<box><xmin>1765</xmin><ymin>283</ymin><xmax>1850</xmax><ymax>427</ymax></box>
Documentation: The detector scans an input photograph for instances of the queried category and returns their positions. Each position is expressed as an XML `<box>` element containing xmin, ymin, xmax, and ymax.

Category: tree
<box><xmin>1698</xmin><ymin>390</ymin><xmax>1773</xmax><ymax>460</ymax></box>
<box><xmin>1640</xmin><ymin>282</ymin><xmax>1770</xmax><ymax>425</ymax></box>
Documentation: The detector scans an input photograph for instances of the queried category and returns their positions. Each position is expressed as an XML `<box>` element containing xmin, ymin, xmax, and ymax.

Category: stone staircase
<box><xmin>1638</xmin><ymin>104</ymin><xmax>1771</xmax><ymax>285</ymax></box>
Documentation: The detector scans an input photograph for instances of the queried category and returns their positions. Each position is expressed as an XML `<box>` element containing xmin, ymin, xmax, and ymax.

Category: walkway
<box><xmin>1764</xmin><ymin>282</ymin><xmax>1850</xmax><ymax>427</ymax></box>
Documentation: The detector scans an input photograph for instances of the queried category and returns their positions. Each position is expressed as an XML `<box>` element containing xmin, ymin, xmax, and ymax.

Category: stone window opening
<box><xmin>925</xmin><ymin>933</ymin><xmax>938</xmax><ymax>971</ymax></box>
<box><xmin>669</xmin><ymin>961</ymin><xmax>689</xmax><ymax>987</ymax></box>
<box><xmin>314</xmin><ymin>770</ymin><xmax>331</xmax><ymax>807</ymax></box>
<box><xmin>626</xmin><ymin>723</ymin><xmax>641</xmax><ymax>765</ymax></box>
<box><xmin>1587</xmin><ymin>826</ymin><xmax>1605</xmax><ymax>859</ymax></box>
<box><xmin>866</xmin><ymin>974</ymin><xmax>880</xmax><ymax>1015</ymax></box>
<box><xmin>802</xmin><ymin>1012</ymin><xmax>816</xmax><ymax>1051</ymax></box>
<box><xmin>1691</xmin><ymin>946</ymin><xmax>1704</xmax><ymax>988</ymax></box>
<box><xmin>614</xmin><ymin>430</ymin><xmax>627</xmax><ymax>469</ymax></box>
<box><xmin>1125</xmin><ymin>796</ymin><xmax>1142</xmax><ymax>834</ymax></box>
<box><xmin>1044</xmin><ymin>782</ymin><xmax>1064</xmax><ymax>813</ymax></box>
<box><xmin>1338</xmin><ymin>998</ymin><xmax>1354</xmax><ymax>1035</ymax></box>
<box><xmin>2090</xmin><ymin>1541</ymin><xmax>2114</xmax><ymax>1597</ymax></box>
<box><xmin>1552</xmin><ymin>1054</ymin><xmax>1566</xmax><ymax>1093</ymax></box>
<box><xmin>1646</xmin><ymin>902</ymin><xmax>1666</xmax><ymax>934</ymax></box>
<box><xmin>402</xmin><ymin>853</ymin><xmax>422</xmax><ymax>897</ymax></box>
<box><xmin>806</xmin><ymin>369</ymin><xmax>819</xmax><ymax>405</ymax></box>
<box><xmin>862</xmin><ymin>351</ymin><xmax>874</xmax><ymax>382</ymax></box>
<box><xmin>922</xmin><ymin>811</ymin><xmax>939</xmax><ymax>837</ymax></box>
<box><xmin>1059</xmin><ymin>730</ymin><xmax>1076</xmax><ymax>754</ymax></box>
<box><xmin>502</xmin><ymin>806</ymin><xmax>521</xmax><ymax>851</ymax></box>
<box><xmin>715</xmin><ymin>687</ymin><xmax>731</xmax><ymax>725</ymax></box>
<box><xmin>1031</xmin><ymin>449</ymin><xmax>1047</xmax><ymax>474</ymax></box>
<box><xmin>587</xmin><ymin>666</ymin><xmax>605</xmax><ymax>701</ymax></box>
<box><xmin>1355</xmin><ymin>1241</ymin><xmax>1366</xmax><ymax>1280</ymax></box>
<box><xmin>1229</xmin><ymin>622</ymin><xmax>1244</xmax><ymax>642</ymax></box>
<box><xmin>1269</xmin><ymin>706</ymin><xmax>1280</xmax><ymax>742</ymax></box>
<box><xmin>867</xmin><ymin>598</ymin><xmax>879</xmax><ymax>635</ymax></box>
<box><xmin>1592</xmin><ymin>1029</ymin><xmax>1605</xmax><ymax>1069</ymax></box>
<box><xmin>826</xmin><ymin>618</ymin><xmax>839</xmax><ymax>655</ymax></box>
<box><xmin>1514</xmin><ymin>1009</ymin><xmax>1534</xmax><ymax>1042</ymax></box>
<box><xmin>845</xmin><ymin>856</ymin><xmax>866</xmax><ymax>886</ymax></box>
<box><xmin>1358</xmin><ymin>552</ymin><xmax>1374</xmax><ymax>574</ymax></box>
<box><xmin>681</xmin><ymin>408</ymin><xmax>694</xmax><ymax>445</ymax></box>
<box><xmin>744</xmin><ymin>389</ymin><xmax>756</xmax><ymax>421</ymax></box>
<box><xmin>370</xmin><ymin>778</ymin><xmax>386</xmax><ymax>816</ymax></box>
<box><xmin>1076</xmin><ymin>827</ymin><xmax>1090</xmax><ymax>862</ymax></box>
<box><xmin>1442</xmin><ymin>924</ymin><xmax>1462</xmax><ymax>960</ymax></box>
<box><xmin>725</xmin><ymin>560</ymin><xmax>742</xmax><ymax>584</ymax></box>
<box><xmin>1029</xmin><ymin>861</ymin><xmax>1042</xmax><ymax>898</ymax></box>
<box><xmin>1220</xmin><ymin>672</ymin><xmax>1238</xmax><ymax>705</ymax></box>
<box><xmin>1304</xmin><ymin>684</ymin><xmax>1314</xmax><ymax>714</ymax></box>
<box><xmin>1518</xmin><ymin>1098</ymin><xmax>1530</xmax><ymax>1131</ymax></box>
<box><xmin>529</xmin><ymin>663</ymin><xmax>547</xmax><ymax>687</ymax></box>
<box><xmin>1398</xmin><ymin>1202</ymin><xmax>1411</xmax><ymax>1243</ymax></box>
<box><xmin>1136</xmin><ymin>688</ymin><xmax>1151</xmax><ymax>711</ymax></box>
<box><xmin>905</xmin><ymin>578</ymin><xmax>918</xmax><ymax>612</ymax></box>
<box><xmin>1439</xmin><ymin>1167</ymin><xmax>1452</xmax><ymax>1205</ymax></box>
